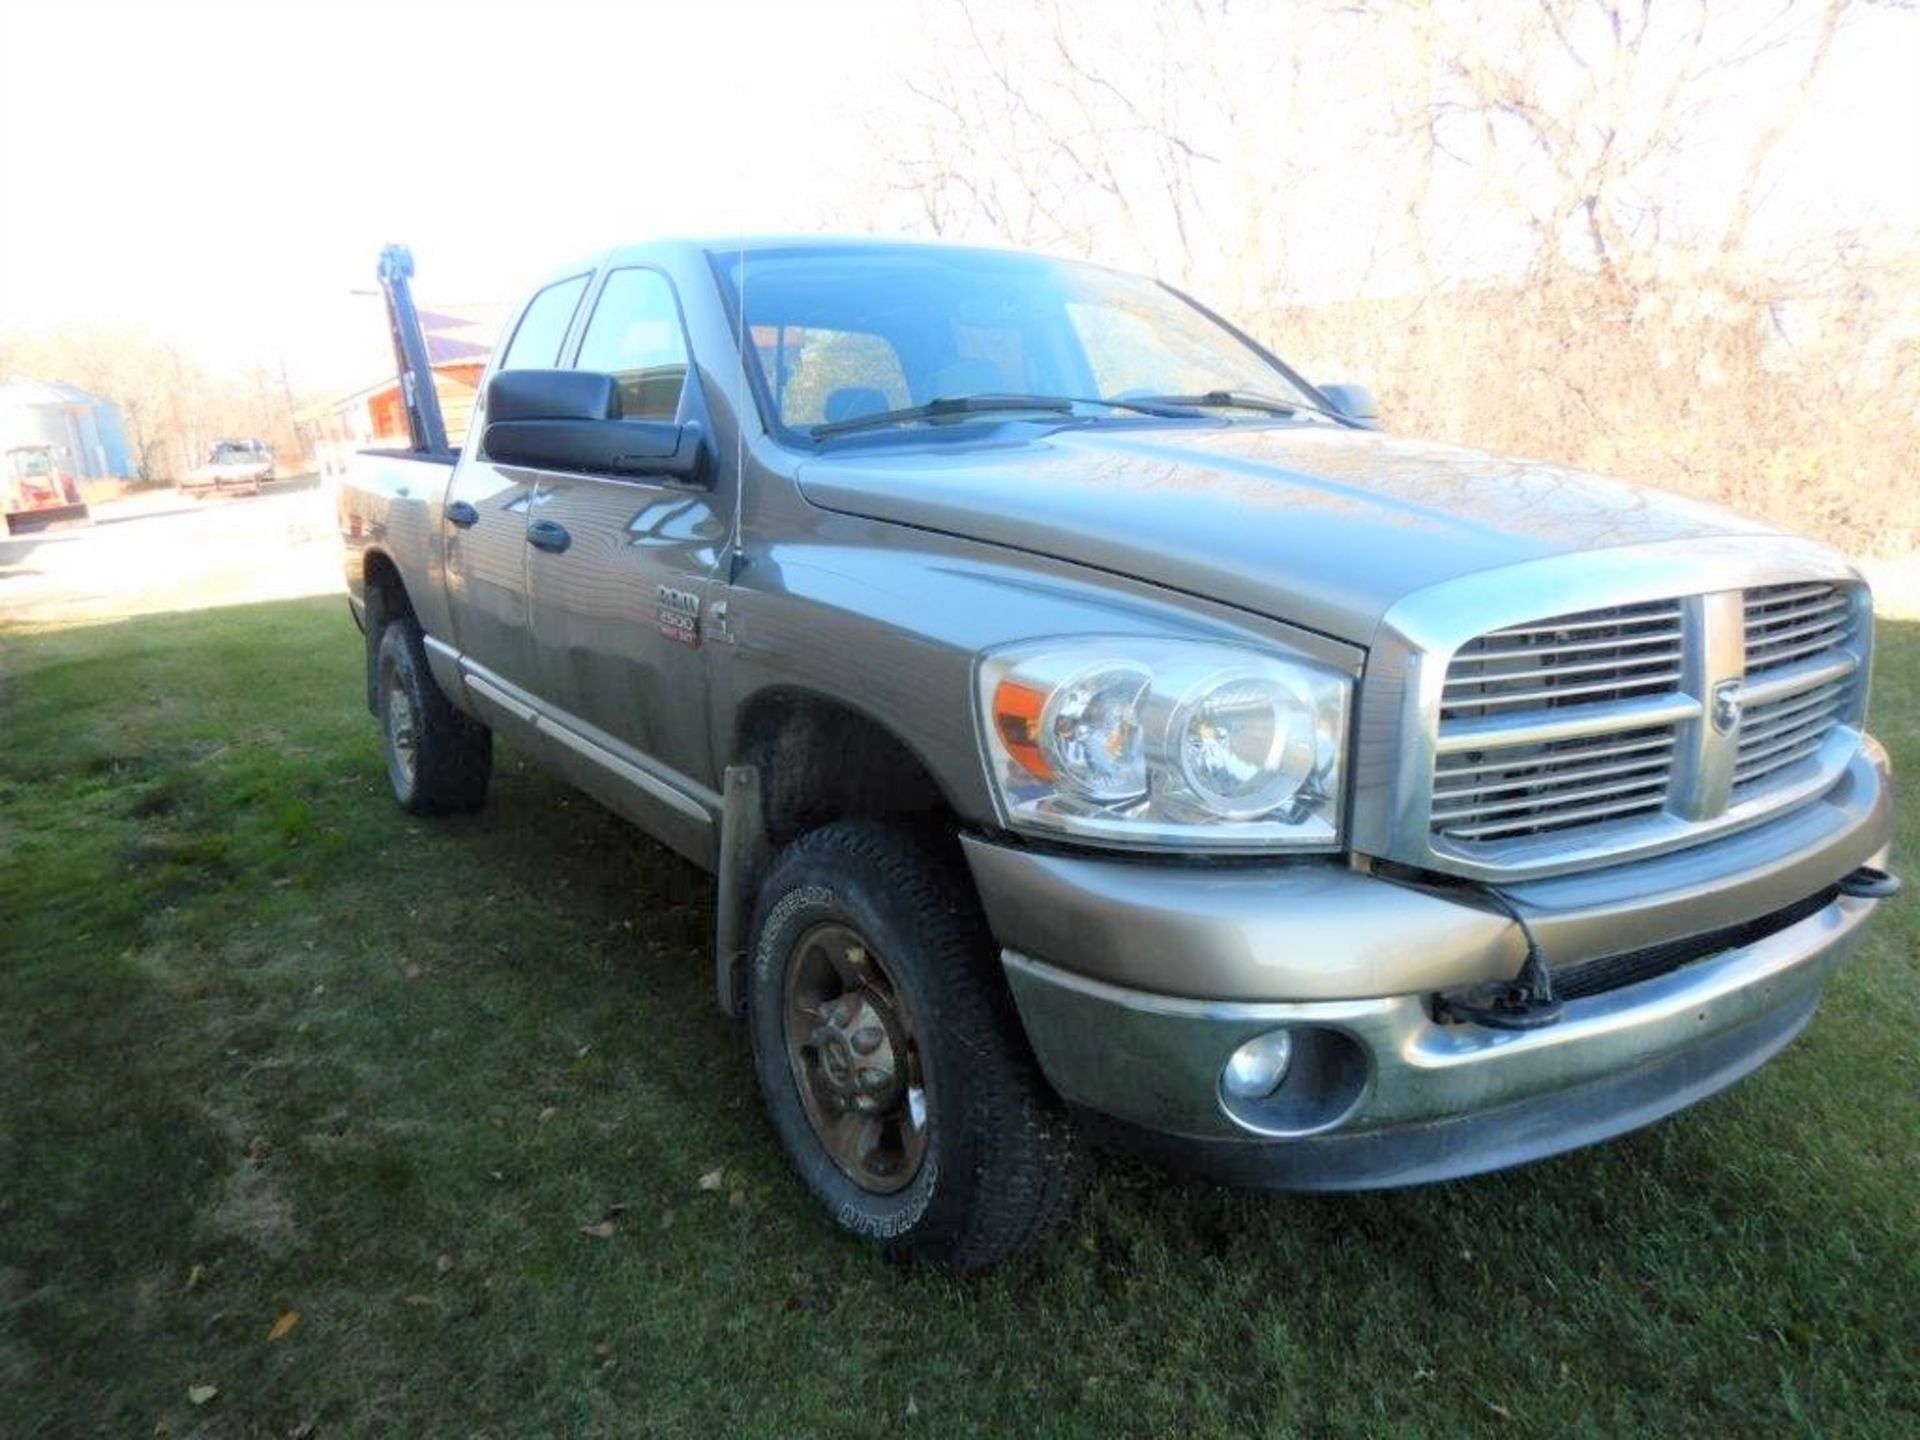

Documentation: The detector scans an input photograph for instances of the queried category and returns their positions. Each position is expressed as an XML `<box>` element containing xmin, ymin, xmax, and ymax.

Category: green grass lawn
<box><xmin>2</xmin><ymin>597</ymin><xmax>1916</xmax><ymax>1438</ymax></box>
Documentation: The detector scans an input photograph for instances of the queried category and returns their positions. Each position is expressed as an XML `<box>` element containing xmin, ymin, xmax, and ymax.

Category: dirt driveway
<box><xmin>0</xmin><ymin>478</ymin><xmax>345</xmax><ymax>627</ymax></box>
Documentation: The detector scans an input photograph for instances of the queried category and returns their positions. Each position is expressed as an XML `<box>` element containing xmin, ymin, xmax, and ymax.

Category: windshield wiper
<box><xmin>1134</xmin><ymin>389</ymin><xmax>1352</xmax><ymax>425</ymax></box>
<box><xmin>809</xmin><ymin>392</ymin><xmax>1196</xmax><ymax>440</ymax></box>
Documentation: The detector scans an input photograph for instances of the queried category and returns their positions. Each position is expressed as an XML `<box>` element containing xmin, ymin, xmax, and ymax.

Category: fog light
<box><xmin>1221</xmin><ymin>1029</ymin><xmax>1294</xmax><ymax>1100</ymax></box>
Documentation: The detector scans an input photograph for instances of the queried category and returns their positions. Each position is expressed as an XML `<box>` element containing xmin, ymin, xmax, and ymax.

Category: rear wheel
<box><xmin>747</xmin><ymin>820</ymin><xmax>1084</xmax><ymax>1270</ymax></box>
<box><xmin>376</xmin><ymin>617</ymin><xmax>491</xmax><ymax>814</ymax></box>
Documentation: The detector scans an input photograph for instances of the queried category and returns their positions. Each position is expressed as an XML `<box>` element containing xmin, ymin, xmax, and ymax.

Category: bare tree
<box><xmin>862</xmin><ymin>0</ymin><xmax>1917</xmax><ymax>555</ymax></box>
<box><xmin>0</xmin><ymin>325</ymin><xmax>309</xmax><ymax>481</ymax></box>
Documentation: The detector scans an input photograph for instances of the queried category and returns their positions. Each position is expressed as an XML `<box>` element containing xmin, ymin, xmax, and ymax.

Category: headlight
<box><xmin>977</xmin><ymin>638</ymin><xmax>1350</xmax><ymax>851</ymax></box>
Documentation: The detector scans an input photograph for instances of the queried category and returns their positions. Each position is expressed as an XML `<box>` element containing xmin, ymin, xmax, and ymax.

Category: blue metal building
<box><xmin>0</xmin><ymin>380</ymin><xmax>133</xmax><ymax>479</ymax></box>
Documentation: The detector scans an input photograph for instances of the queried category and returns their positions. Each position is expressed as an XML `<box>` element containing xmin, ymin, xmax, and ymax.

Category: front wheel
<box><xmin>375</xmin><ymin>617</ymin><xmax>492</xmax><ymax>814</ymax></box>
<box><xmin>747</xmin><ymin>821</ymin><xmax>1084</xmax><ymax>1270</ymax></box>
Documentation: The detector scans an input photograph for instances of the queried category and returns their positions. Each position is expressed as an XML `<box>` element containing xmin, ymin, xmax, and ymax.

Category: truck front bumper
<box><xmin>961</xmin><ymin>741</ymin><xmax>1894</xmax><ymax>1189</ymax></box>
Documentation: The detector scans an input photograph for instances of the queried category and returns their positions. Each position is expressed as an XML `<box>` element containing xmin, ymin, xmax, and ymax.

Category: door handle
<box><xmin>527</xmin><ymin>518</ymin><xmax>572</xmax><ymax>554</ymax></box>
<box><xmin>444</xmin><ymin>500</ymin><xmax>479</xmax><ymax>528</ymax></box>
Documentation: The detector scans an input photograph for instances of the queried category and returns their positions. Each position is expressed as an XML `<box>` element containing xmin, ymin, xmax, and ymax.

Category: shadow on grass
<box><xmin>2</xmin><ymin>597</ymin><xmax>1915</xmax><ymax>1438</ymax></box>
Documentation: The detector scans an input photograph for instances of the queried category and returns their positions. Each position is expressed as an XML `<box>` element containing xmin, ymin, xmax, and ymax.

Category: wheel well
<box><xmin>360</xmin><ymin>550</ymin><xmax>414</xmax><ymax>713</ymax></box>
<box><xmin>716</xmin><ymin>690</ymin><xmax>968</xmax><ymax>1018</ymax></box>
<box><xmin>735</xmin><ymin>690</ymin><xmax>955</xmax><ymax>845</ymax></box>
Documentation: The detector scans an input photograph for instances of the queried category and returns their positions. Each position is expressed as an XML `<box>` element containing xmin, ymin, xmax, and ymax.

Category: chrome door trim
<box><xmin>461</xmin><ymin>658</ymin><xmax>717</xmax><ymax>828</ymax></box>
<box><xmin>421</xmin><ymin>632</ymin><xmax>468</xmax><ymax>709</ymax></box>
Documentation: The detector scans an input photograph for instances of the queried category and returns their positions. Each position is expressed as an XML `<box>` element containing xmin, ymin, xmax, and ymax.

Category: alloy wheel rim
<box><xmin>386</xmin><ymin>672</ymin><xmax>419</xmax><ymax>788</ymax></box>
<box><xmin>782</xmin><ymin>921</ymin><xmax>929</xmax><ymax>1194</ymax></box>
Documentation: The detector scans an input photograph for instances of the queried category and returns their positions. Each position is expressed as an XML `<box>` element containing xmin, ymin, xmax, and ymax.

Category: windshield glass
<box><xmin>716</xmin><ymin>244</ymin><xmax>1314</xmax><ymax>439</ymax></box>
<box><xmin>11</xmin><ymin>449</ymin><xmax>54</xmax><ymax>478</ymax></box>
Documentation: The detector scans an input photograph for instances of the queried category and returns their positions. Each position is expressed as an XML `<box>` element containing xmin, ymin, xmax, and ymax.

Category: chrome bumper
<box><xmin>1008</xmin><ymin>870</ymin><xmax>1876</xmax><ymax>1119</ymax></box>
<box><xmin>967</xmin><ymin>743</ymin><xmax>1893</xmax><ymax>1189</ymax></box>
<box><xmin>963</xmin><ymin>741</ymin><xmax>1892</xmax><ymax>1001</ymax></box>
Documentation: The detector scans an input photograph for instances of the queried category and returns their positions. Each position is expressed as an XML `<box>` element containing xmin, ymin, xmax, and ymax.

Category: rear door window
<box><xmin>498</xmin><ymin>274</ymin><xmax>590</xmax><ymax>371</ymax></box>
<box><xmin>573</xmin><ymin>268</ymin><xmax>691</xmax><ymax>421</ymax></box>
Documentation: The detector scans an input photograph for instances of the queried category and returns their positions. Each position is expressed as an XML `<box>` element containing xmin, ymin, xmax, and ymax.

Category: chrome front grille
<box><xmin>1432</xmin><ymin>725</ymin><xmax>1676</xmax><ymax>842</ymax></box>
<box><xmin>1744</xmin><ymin>583</ymin><xmax>1853</xmax><ymax>675</ymax></box>
<box><xmin>1428</xmin><ymin>580</ymin><xmax>1866</xmax><ymax>864</ymax></box>
<box><xmin>1440</xmin><ymin>601</ymin><xmax>1684</xmax><ymax>720</ymax></box>
<box><xmin>1733</xmin><ymin>681</ymin><xmax>1851</xmax><ymax>793</ymax></box>
<box><xmin>1733</xmin><ymin>583</ymin><xmax>1858</xmax><ymax>795</ymax></box>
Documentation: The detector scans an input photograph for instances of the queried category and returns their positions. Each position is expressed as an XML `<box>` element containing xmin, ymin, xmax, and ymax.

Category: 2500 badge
<box><xmin>656</xmin><ymin>584</ymin><xmax>701</xmax><ymax>646</ymax></box>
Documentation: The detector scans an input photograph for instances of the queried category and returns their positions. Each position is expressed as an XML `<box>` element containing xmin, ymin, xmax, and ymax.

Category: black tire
<box><xmin>747</xmin><ymin>820</ymin><xmax>1084</xmax><ymax>1271</ymax></box>
<box><xmin>375</xmin><ymin>617</ymin><xmax>492</xmax><ymax>815</ymax></box>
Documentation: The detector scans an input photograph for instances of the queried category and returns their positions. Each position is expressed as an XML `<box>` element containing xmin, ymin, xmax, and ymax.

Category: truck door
<box><xmin>441</xmin><ymin>273</ymin><xmax>590</xmax><ymax>696</ymax></box>
<box><xmin>523</xmin><ymin>265</ymin><xmax>728</xmax><ymax>799</ymax></box>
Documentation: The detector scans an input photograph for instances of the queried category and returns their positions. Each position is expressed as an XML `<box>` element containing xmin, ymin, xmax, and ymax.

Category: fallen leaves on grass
<box><xmin>696</xmin><ymin>1168</ymin><xmax>724</xmax><ymax>1192</ymax></box>
<box><xmin>187</xmin><ymin>1384</ymin><xmax>218</xmax><ymax>1406</ymax></box>
<box><xmin>266</xmin><ymin>1309</ymin><xmax>300</xmax><ymax>1342</ymax></box>
<box><xmin>578</xmin><ymin>1202</ymin><xmax>628</xmax><ymax>1239</ymax></box>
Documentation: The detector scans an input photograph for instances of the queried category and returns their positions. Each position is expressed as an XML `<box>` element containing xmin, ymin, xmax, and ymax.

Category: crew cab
<box><xmin>338</xmin><ymin>237</ymin><xmax>1897</xmax><ymax>1270</ymax></box>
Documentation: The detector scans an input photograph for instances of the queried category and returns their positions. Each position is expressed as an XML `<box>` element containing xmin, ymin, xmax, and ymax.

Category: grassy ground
<box><xmin>1</xmin><ymin>596</ymin><xmax>1915</xmax><ymax>1438</ymax></box>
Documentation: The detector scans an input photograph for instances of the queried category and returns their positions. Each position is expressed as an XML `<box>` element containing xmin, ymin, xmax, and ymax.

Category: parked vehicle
<box><xmin>184</xmin><ymin>438</ymin><xmax>274</xmax><ymax>496</ymax></box>
<box><xmin>3</xmin><ymin>442</ymin><xmax>90</xmax><ymax>534</ymax></box>
<box><xmin>338</xmin><ymin>239</ymin><xmax>1898</xmax><ymax>1270</ymax></box>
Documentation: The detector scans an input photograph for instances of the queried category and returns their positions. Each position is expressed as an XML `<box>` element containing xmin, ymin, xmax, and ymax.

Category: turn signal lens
<box><xmin>992</xmin><ymin>680</ymin><xmax>1052</xmax><ymax>780</ymax></box>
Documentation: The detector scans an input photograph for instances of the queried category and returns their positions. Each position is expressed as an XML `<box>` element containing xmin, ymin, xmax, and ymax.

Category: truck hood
<box><xmin>795</xmin><ymin>423</ymin><xmax>1780</xmax><ymax>645</ymax></box>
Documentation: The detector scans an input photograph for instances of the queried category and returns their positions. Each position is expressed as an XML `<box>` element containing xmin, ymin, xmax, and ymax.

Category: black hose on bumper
<box><xmin>1436</xmin><ymin>887</ymin><xmax>1566</xmax><ymax>1031</ymax></box>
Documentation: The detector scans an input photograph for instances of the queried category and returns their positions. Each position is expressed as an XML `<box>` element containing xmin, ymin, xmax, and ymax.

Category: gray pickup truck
<box><xmin>338</xmin><ymin>237</ymin><xmax>1897</xmax><ymax>1270</ymax></box>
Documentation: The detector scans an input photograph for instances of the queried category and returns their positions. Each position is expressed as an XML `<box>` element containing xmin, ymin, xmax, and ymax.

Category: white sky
<box><xmin>1</xmin><ymin>0</ymin><xmax>1914</xmax><ymax>394</ymax></box>
<box><xmin>0</xmin><ymin>0</ymin><xmax>918</xmax><ymax>388</ymax></box>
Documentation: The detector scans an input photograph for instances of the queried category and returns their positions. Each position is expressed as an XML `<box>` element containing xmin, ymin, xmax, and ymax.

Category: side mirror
<box><xmin>482</xmin><ymin>369</ymin><xmax>709</xmax><ymax>484</ymax></box>
<box><xmin>1317</xmin><ymin>382</ymin><xmax>1378</xmax><ymax>425</ymax></box>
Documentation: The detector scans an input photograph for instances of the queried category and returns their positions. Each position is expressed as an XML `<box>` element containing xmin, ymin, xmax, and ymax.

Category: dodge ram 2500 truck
<box><xmin>339</xmin><ymin>238</ymin><xmax>1898</xmax><ymax>1270</ymax></box>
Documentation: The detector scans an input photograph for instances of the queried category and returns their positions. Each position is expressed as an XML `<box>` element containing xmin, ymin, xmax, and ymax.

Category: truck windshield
<box><xmin>715</xmin><ymin>244</ymin><xmax>1318</xmax><ymax>441</ymax></box>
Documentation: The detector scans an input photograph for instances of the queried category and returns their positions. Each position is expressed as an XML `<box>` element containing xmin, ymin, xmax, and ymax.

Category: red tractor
<box><xmin>3</xmin><ymin>443</ymin><xmax>91</xmax><ymax>534</ymax></box>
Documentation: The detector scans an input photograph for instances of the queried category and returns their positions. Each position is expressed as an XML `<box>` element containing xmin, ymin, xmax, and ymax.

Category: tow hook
<box><xmin>1838</xmin><ymin>865</ymin><xmax>1902</xmax><ymax>900</ymax></box>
